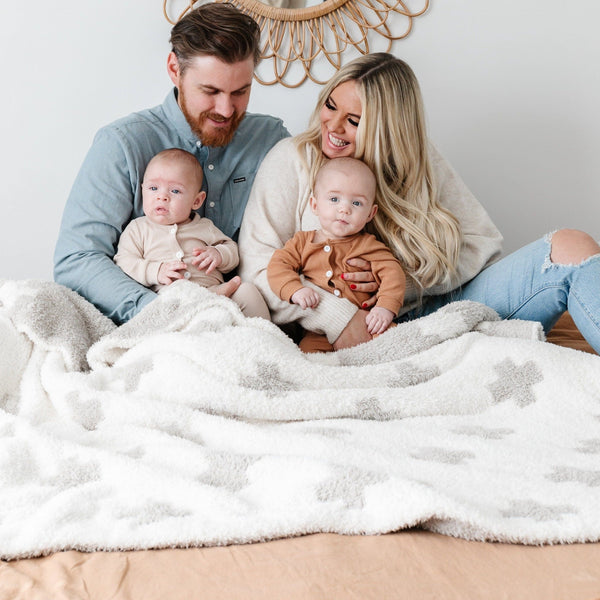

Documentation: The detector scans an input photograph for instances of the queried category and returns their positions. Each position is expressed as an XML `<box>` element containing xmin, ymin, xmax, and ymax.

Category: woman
<box><xmin>239</xmin><ymin>53</ymin><xmax>600</xmax><ymax>352</ymax></box>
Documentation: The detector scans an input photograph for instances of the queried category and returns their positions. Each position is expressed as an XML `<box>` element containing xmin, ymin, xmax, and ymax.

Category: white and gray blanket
<box><xmin>0</xmin><ymin>278</ymin><xmax>599</xmax><ymax>559</ymax></box>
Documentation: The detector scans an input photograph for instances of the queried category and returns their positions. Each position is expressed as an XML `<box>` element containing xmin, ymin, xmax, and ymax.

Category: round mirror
<box><xmin>163</xmin><ymin>0</ymin><xmax>429</xmax><ymax>87</ymax></box>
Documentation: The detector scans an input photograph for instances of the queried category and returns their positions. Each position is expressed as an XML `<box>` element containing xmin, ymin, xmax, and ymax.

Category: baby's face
<box><xmin>142</xmin><ymin>160</ymin><xmax>204</xmax><ymax>226</ymax></box>
<box><xmin>311</xmin><ymin>168</ymin><xmax>377</xmax><ymax>239</ymax></box>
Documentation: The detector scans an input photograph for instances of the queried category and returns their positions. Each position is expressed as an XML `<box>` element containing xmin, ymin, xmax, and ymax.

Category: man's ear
<box><xmin>192</xmin><ymin>191</ymin><xmax>207</xmax><ymax>210</ymax></box>
<box><xmin>167</xmin><ymin>52</ymin><xmax>181</xmax><ymax>87</ymax></box>
<box><xmin>366</xmin><ymin>204</ymin><xmax>378</xmax><ymax>222</ymax></box>
<box><xmin>309</xmin><ymin>194</ymin><xmax>318</xmax><ymax>214</ymax></box>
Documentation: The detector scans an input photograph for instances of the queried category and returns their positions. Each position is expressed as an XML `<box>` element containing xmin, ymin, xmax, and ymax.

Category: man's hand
<box><xmin>157</xmin><ymin>260</ymin><xmax>188</xmax><ymax>285</ymax></box>
<box><xmin>192</xmin><ymin>246</ymin><xmax>222</xmax><ymax>274</ymax></box>
<box><xmin>291</xmin><ymin>287</ymin><xmax>320</xmax><ymax>309</ymax></box>
<box><xmin>341</xmin><ymin>257</ymin><xmax>379</xmax><ymax>308</ymax></box>
<box><xmin>332</xmin><ymin>309</ymin><xmax>372</xmax><ymax>350</ymax></box>
<box><xmin>365</xmin><ymin>306</ymin><xmax>395</xmax><ymax>335</ymax></box>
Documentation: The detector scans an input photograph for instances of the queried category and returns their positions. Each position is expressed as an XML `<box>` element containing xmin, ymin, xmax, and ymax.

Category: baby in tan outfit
<box><xmin>115</xmin><ymin>148</ymin><xmax>269</xmax><ymax>319</ymax></box>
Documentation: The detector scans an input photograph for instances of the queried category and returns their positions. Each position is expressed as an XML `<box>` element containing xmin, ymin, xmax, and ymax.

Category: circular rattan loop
<box><xmin>163</xmin><ymin>0</ymin><xmax>429</xmax><ymax>87</ymax></box>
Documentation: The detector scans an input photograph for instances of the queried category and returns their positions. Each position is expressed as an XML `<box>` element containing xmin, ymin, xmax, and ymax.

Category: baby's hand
<box><xmin>365</xmin><ymin>306</ymin><xmax>395</xmax><ymax>335</ymax></box>
<box><xmin>157</xmin><ymin>260</ymin><xmax>188</xmax><ymax>285</ymax></box>
<box><xmin>291</xmin><ymin>287</ymin><xmax>320</xmax><ymax>309</ymax></box>
<box><xmin>191</xmin><ymin>246</ymin><xmax>222</xmax><ymax>274</ymax></box>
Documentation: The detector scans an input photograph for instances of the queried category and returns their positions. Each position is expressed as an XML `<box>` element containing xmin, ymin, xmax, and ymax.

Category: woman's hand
<box><xmin>341</xmin><ymin>257</ymin><xmax>379</xmax><ymax>308</ymax></box>
<box><xmin>332</xmin><ymin>309</ymin><xmax>372</xmax><ymax>350</ymax></box>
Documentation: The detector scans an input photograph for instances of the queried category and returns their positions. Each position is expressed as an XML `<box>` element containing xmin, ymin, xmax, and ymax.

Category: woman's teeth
<box><xmin>329</xmin><ymin>133</ymin><xmax>347</xmax><ymax>147</ymax></box>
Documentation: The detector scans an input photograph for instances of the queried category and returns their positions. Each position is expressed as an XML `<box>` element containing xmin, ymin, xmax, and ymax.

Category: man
<box><xmin>54</xmin><ymin>3</ymin><xmax>289</xmax><ymax>324</ymax></box>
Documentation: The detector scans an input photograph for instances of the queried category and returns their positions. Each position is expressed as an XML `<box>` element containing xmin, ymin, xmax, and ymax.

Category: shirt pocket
<box><xmin>220</xmin><ymin>171</ymin><xmax>254</xmax><ymax>240</ymax></box>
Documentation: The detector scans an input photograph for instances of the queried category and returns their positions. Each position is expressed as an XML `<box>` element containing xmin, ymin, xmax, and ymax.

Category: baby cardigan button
<box><xmin>333</xmin><ymin>289</ymin><xmax>341</xmax><ymax>297</ymax></box>
<box><xmin>324</xmin><ymin>245</ymin><xmax>331</xmax><ymax>252</ymax></box>
<box><xmin>326</xmin><ymin>270</ymin><xmax>333</xmax><ymax>278</ymax></box>
<box><xmin>170</xmin><ymin>226</ymin><xmax>177</xmax><ymax>234</ymax></box>
<box><xmin>175</xmin><ymin>251</ymin><xmax>184</xmax><ymax>259</ymax></box>
<box><xmin>184</xmin><ymin>271</ymin><xmax>191</xmax><ymax>279</ymax></box>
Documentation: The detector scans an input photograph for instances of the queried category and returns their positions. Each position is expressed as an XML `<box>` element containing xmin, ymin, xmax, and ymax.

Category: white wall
<box><xmin>1</xmin><ymin>0</ymin><xmax>599</xmax><ymax>280</ymax></box>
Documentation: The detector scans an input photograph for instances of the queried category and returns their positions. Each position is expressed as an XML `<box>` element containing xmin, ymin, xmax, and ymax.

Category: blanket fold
<box><xmin>0</xmin><ymin>278</ymin><xmax>598</xmax><ymax>559</ymax></box>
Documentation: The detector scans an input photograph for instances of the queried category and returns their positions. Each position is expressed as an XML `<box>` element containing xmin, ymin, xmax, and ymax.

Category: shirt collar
<box><xmin>162</xmin><ymin>88</ymin><xmax>200</xmax><ymax>147</ymax></box>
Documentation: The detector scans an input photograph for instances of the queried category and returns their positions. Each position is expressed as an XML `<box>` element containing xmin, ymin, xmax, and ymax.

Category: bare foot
<box><xmin>211</xmin><ymin>276</ymin><xmax>241</xmax><ymax>298</ymax></box>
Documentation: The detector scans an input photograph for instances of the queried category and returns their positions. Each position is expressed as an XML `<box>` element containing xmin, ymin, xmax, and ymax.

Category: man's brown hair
<box><xmin>170</xmin><ymin>3</ymin><xmax>261</xmax><ymax>72</ymax></box>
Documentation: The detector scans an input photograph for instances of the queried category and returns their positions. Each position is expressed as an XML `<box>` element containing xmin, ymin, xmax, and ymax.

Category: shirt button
<box><xmin>324</xmin><ymin>245</ymin><xmax>331</xmax><ymax>252</ymax></box>
<box><xmin>326</xmin><ymin>270</ymin><xmax>333</xmax><ymax>278</ymax></box>
<box><xmin>184</xmin><ymin>271</ymin><xmax>191</xmax><ymax>279</ymax></box>
<box><xmin>209</xmin><ymin>201</ymin><xmax>215</xmax><ymax>208</ymax></box>
<box><xmin>175</xmin><ymin>251</ymin><xmax>184</xmax><ymax>259</ymax></box>
<box><xmin>333</xmin><ymin>289</ymin><xmax>341</xmax><ymax>297</ymax></box>
<box><xmin>207</xmin><ymin>164</ymin><xmax>215</xmax><ymax>171</ymax></box>
<box><xmin>196</xmin><ymin>141</ymin><xmax>202</xmax><ymax>148</ymax></box>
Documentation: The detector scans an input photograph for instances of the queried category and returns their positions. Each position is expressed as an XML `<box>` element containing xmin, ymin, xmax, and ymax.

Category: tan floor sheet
<box><xmin>1</xmin><ymin>314</ymin><xmax>598</xmax><ymax>600</ymax></box>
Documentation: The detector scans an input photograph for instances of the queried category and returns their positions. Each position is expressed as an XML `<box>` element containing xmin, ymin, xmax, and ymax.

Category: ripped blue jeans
<box><xmin>403</xmin><ymin>233</ymin><xmax>600</xmax><ymax>353</ymax></box>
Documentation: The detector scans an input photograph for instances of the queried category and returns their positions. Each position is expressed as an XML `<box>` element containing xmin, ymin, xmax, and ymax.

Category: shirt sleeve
<box><xmin>53</xmin><ymin>127</ymin><xmax>156</xmax><ymax>324</ymax></box>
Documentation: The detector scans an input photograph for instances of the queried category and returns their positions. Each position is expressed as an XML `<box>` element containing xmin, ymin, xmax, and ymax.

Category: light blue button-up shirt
<box><xmin>54</xmin><ymin>89</ymin><xmax>289</xmax><ymax>324</ymax></box>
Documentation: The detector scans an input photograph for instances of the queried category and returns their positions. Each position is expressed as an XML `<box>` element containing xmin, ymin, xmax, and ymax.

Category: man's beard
<box><xmin>179</xmin><ymin>88</ymin><xmax>244</xmax><ymax>147</ymax></box>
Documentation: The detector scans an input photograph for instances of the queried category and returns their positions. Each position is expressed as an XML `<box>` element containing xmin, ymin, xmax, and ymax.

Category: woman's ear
<box><xmin>192</xmin><ymin>191</ymin><xmax>207</xmax><ymax>210</ymax></box>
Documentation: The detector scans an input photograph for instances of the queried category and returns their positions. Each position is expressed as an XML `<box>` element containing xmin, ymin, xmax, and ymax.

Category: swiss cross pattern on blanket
<box><xmin>0</xmin><ymin>278</ymin><xmax>599</xmax><ymax>559</ymax></box>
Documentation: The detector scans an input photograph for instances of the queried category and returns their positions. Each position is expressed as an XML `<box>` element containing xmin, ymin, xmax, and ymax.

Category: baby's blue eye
<box><xmin>329</xmin><ymin>196</ymin><xmax>339</xmax><ymax>203</ymax></box>
<box><xmin>171</xmin><ymin>189</ymin><xmax>181</xmax><ymax>194</ymax></box>
<box><xmin>148</xmin><ymin>185</ymin><xmax>158</xmax><ymax>191</ymax></box>
<box><xmin>352</xmin><ymin>200</ymin><xmax>362</xmax><ymax>207</ymax></box>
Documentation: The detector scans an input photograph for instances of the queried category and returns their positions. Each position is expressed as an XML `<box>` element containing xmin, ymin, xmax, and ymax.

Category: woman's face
<box><xmin>319</xmin><ymin>80</ymin><xmax>362</xmax><ymax>159</ymax></box>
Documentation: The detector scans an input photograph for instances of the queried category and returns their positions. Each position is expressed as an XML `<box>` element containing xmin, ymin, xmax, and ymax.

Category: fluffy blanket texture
<box><xmin>0</xmin><ymin>278</ymin><xmax>599</xmax><ymax>559</ymax></box>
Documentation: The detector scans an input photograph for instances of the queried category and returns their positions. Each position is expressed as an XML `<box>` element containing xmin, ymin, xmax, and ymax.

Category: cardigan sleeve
<box><xmin>422</xmin><ymin>142</ymin><xmax>504</xmax><ymax>298</ymax></box>
<box><xmin>267</xmin><ymin>231</ymin><xmax>309</xmax><ymax>302</ymax></box>
<box><xmin>113</xmin><ymin>220</ymin><xmax>162</xmax><ymax>287</ymax></box>
<box><xmin>361</xmin><ymin>238</ymin><xmax>406</xmax><ymax>315</ymax></box>
<box><xmin>199</xmin><ymin>219</ymin><xmax>239</xmax><ymax>274</ymax></box>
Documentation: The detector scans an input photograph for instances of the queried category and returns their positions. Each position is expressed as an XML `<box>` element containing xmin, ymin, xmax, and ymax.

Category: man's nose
<box><xmin>215</xmin><ymin>94</ymin><xmax>234</xmax><ymax>118</ymax></box>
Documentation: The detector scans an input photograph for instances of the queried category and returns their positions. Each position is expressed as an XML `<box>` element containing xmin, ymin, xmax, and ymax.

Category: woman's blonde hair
<box><xmin>295</xmin><ymin>52</ymin><xmax>462</xmax><ymax>290</ymax></box>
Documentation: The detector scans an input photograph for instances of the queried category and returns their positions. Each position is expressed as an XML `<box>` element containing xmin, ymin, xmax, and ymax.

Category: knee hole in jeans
<box><xmin>548</xmin><ymin>229</ymin><xmax>600</xmax><ymax>266</ymax></box>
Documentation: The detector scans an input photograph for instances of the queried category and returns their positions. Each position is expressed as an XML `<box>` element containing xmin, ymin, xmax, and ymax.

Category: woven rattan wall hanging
<box><xmin>163</xmin><ymin>0</ymin><xmax>429</xmax><ymax>88</ymax></box>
